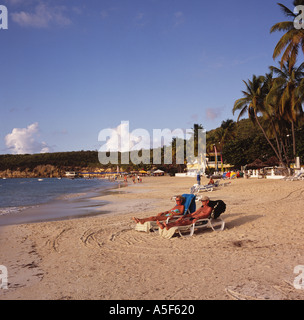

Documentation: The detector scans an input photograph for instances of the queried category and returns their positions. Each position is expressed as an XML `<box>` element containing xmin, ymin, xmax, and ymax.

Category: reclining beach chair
<box><xmin>290</xmin><ymin>172</ymin><xmax>304</xmax><ymax>181</ymax></box>
<box><xmin>152</xmin><ymin>193</ymin><xmax>197</xmax><ymax>231</ymax></box>
<box><xmin>282</xmin><ymin>172</ymin><xmax>303</xmax><ymax>181</ymax></box>
<box><xmin>171</xmin><ymin>194</ymin><xmax>196</xmax><ymax>216</ymax></box>
<box><xmin>134</xmin><ymin>194</ymin><xmax>197</xmax><ymax>233</ymax></box>
<box><xmin>160</xmin><ymin>200</ymin><xmax>226</xmax><ymax>239</ymax></box>
<box><xmin>190</xmin><ymin>181</ymin><xmax>220</xmax><ymax>194</ymax></box>
<box><xmin>179</xmin><ymin>200</ymin><xmax>226</xmax><ymax>237</ymax></box>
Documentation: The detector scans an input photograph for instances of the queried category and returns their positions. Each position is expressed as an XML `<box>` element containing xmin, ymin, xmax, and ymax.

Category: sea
<box><xmin>0</xmin><ymin>178</ymin><xmax>119</xmax><ymax>226</ymax></box>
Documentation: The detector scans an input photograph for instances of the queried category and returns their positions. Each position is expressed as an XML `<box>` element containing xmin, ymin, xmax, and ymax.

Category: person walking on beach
<box><xmin>132</xmin><ymin>195</ymin><xmax>185</xmax><ymax>224</ymax></box>
<box><xmin>197</xmin><ymin>173</ymin><xmax>201</xmax><ymax>185</ymax></box>
<box><xmin>157</xmin><ymin>196</ymin><xmax>212</xmax><ymax>230</ymax></box>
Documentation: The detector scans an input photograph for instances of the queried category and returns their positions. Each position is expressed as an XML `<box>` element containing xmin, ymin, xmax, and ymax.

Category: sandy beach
<box><xmin>0</xmin><ymin>176</ymin><xmax>304</xmax><ymax>300</ymax></box>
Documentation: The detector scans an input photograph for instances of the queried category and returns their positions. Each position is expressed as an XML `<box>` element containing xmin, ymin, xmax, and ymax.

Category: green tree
<box><xmin>270</xmin><ymin>0</ymin><xmax>304</xmax><ymax>71</ymax></box>
<box><xmin>233</xmin><ymin>75</ymin><xmax>286</xmax><ymax>166</ymax></box>
<box><xmin>269</xmin><ymin>61</ymin><xmax>304</xmax><ymax>160</ymax></box>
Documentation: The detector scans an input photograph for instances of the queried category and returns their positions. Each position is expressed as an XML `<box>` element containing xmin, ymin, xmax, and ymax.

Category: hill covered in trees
<box><xmin>0</xmin><ymin>118</ymin><xmax>303</xmax><ymax>178</ymax></box>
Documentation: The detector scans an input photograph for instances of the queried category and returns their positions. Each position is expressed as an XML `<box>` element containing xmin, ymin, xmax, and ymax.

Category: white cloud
<box><xmin>205</xmin><ymin>107</ymin><xmax>224</xmax><ymax>121</ymax></box>
<box><xmin>100</xmin><ymin>9</ymin><xmax>108</xmax><ymax>19</ymax></box>
<box><xmin>99</xmin><ymin>122</ymin><xmax>152</xmax><ymax>153</ymax></box>
<box><xmin>174</xmin><ymin>11</ymin><xmax>184</xmax><ymax>26</ymax></box>
<box><xmin>5</xmin><ymin>122</ymin><xmax>51</xmax><ymax>154</ymax></box>
<box><xmin>11</xmin><ymin>3</ymin><xmax>71</xmax><ymax>28</ymax></box>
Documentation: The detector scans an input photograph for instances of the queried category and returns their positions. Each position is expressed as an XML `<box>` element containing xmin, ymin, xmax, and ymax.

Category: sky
<box><xmin>0</xmin><ymin>0</ymin><xmax>300</xmax><ymax>154</ymax></box>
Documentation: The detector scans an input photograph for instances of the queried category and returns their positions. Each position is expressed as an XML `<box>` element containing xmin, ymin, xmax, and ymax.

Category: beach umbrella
<box><xmin>264</xmin><ymin>156</ymin><xmax>280</xmax><ymax>167</ymax></box>
<box><xmin>153</xmin><ymin>169</ymin><xmax>164</xmax><ymax>173</ymax></box>
<box><xmin>153</xmin><ymin>169</ymin><xmax>165</xmax><ymax>176</ymax></box>
<box><xmin>246</xmin><ymin>159</ymin><xmax>267</xmax><ymax>169</ymax></box>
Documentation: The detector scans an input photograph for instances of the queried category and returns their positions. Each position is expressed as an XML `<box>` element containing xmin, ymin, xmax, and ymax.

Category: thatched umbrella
<box><xmin>263</xmin><ymin>156</ymin><xmax>280</xmax><ymax>167</ymax></box>
<box><xmin>246</xmin><ymin>159</ymin><xmax>267</xmax><ymax>169</ymax></box>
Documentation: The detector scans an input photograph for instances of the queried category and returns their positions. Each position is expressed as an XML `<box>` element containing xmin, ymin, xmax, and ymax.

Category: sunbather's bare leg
<box><xmin>135</xmin><ymin>216</ymin><xmax>169</xmax><ymax>224</ymax></box>
<box><xmin>156</xmin><ymin>221</ymin><xmax>164</xmax><ymax>229</ymax></box>
<box><xmin>163</xmin><ymin>222</ymin><xmax>174</xmax><ymax>230</ymax></box>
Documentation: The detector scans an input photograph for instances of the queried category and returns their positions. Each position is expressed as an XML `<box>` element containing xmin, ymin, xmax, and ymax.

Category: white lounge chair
<box><xmin>177</xmin><ymin>216</ymin><xmax>225</xmax><ymax>237</ymax></box>
<box><xmin>282</xmin><ymin>172</ymin><xmax>303</xmax><ymax>181</ymax></box>
<box><xmin>190</xmin><ymin>181</ymin><xmax>220</xmax><ymax>194</ymax></box>
<box><xmin>177</xmin><ymin>200</ymin><xmax>226</xmax><ymax>237</ymax></box>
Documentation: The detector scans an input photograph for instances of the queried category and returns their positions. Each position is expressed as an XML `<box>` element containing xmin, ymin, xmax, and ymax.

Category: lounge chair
<box><xmin>171</xmin><ymin>193</ymin><xmax>197</xmax><ymax>216</ymax></box>
<box><xmin>290</xmin><ymin>172</ymin><xmax>304</xmax><ymax>181</ymax></box>
<box><xmin>134</xmin><ymin>194</ymin><xmax>197</xmax><ymax>233</ymax></box>
<box><xmin>190</xmin><ymin>180</ymin><xmax>220</xmax><ymax>194</ymax></box>
<box><xmin>160</xmin><ymin>200</ymin><xmax>226</xmax><ymax>239</ymax></box>
<box><xmin>282</xmin><ymin>172</ymin><xmax>303</xmax><ymax>181</ymax></box>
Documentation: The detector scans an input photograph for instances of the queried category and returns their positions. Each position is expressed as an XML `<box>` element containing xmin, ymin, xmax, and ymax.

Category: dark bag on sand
<box><xmin>207</xmin><ymin>200</ymin><xmax>226</xmax><ymax>219</ymax></box>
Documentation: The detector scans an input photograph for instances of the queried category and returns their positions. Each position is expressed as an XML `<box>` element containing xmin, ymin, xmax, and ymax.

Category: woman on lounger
<box><xmin>157</xmin><ymin>196</ymin><xmax>212</xmax><ymax>230</ymax></box>
<box><xmin>132</xmin><ymin>195</ymin><xmax>185</xmax><ymax>224</ymax></box>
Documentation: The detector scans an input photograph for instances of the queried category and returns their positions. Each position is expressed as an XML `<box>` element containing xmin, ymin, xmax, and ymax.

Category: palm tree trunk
<box><xmin>254</xmin><ymin>111</ymin><xmax>286</xmax><ymax>167</ymax></box>
<box><xmin>268</xmin><ymin>117</ymin><xmax>284</xmax><ymax>164</ymax></box>
<box><xmin>291</xmin><ymin>120</ymin><xmax>296</xmax><ymax>162</ymax></box>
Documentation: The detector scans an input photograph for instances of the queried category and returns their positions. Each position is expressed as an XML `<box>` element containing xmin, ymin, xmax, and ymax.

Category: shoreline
<box><xmin>0</xmin><ymin>179</ymin><xmax>125</xmax><ymax>227</ymax></box>
<box><xmin>1</xmin><ymin>176</ymin><xmax>304</xmax><ymax>300</ymax></box>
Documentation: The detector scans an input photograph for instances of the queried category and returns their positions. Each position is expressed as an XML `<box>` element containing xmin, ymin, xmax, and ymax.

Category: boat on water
<box><xmin>65</xmin><ymin>171</ymin><xmax>77</xmax><ymax>179</ymax></box>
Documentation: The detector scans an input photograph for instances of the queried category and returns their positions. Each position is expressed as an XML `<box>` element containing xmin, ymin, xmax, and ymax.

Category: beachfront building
<box><xmin>186</xmin><ymin>159</ymin><xmax>204</xmax><ymax>177</ymax></box>
<box><xmin>185</xmin><ymin>153</ymin><xmax>233</xmax><ymax>176</ymax></box>
<box><xmin>206</xmin><ymin>152</ymin><xmax>233</xmax><ymax>172</ymax></box>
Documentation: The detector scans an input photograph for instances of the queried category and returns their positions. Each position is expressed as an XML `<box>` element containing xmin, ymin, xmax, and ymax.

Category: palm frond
<box><xmin>277</xmin><ymin>3</ymin><xmax>296</xmax><ymax>18</ymax></box>
<box><xmin>269</xmin><ymin>65</ymin><xmax>286</xmax><ymax>78</ymax></box>
<box><xmin>237</xmin><ymin>106</ymin><xmax>248</xmax><ymax>121</ymax></box>
<box><xmin>270</xmin><ymin>21</ymin><xmax>294</xmax><ymax>33</ymax></box>
<box><xmin>286</xmin><ymin>45</ymin><xmax>298</xmax><ymax>71</ymax></box>
<box><xmin>273</xmin><ymin>29</ymin><xmax>296</xmax><ymax>60</ymax></box>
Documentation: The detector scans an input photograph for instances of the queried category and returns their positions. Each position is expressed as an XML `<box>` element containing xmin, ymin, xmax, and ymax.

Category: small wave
<box><xmin>57</xmin><ymin>192</ymin><xmax>87</xmax><ymax>200</ymax></box>
<box><xmin>0</xmin><ymin>205</ymin><xmax>39</xmax><ymax>216</ymax></box>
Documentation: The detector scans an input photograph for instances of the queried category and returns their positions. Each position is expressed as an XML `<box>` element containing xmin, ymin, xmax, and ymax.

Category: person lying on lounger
<box><xmin>157</xmin><ymin>196</ymin><xmax>212</xmax><ymax>230</ymax></box>
<box><xmin>208</xmin><ymin>178</ymin><xmax>215</xmax><ymax>185</ymax></box>
<box><xmin>132</xmin><ymin>195</ymin><xmax>185</xmax><ymax>224</ymax></box>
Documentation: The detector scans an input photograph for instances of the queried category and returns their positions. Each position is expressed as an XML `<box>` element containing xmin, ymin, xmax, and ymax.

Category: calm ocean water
<box><xmin>0</xmin><ymin>178</ymin><xmax>115</xmax><ymax>217</ymax></box>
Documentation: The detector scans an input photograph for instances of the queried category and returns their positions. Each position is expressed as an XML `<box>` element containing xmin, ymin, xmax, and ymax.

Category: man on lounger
<box><xmin>157</xmin><ymin>196</ymin><xmax>212</xmax><ymax>230</ymax></box>
<box><xmin>132</xmin><ymin>195</ymin><xmax>185</xmax><ymax>224</ymax></box>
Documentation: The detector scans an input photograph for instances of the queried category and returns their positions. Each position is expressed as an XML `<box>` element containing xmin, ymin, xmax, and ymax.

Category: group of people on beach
<box><xmin>124</xmin><ymin>175</ymin><xmax>143</xmax><ymax>184</ymax></box>
<box><xmin>132</xmin><ymin>195</ymin><xmax>212</xmax><ymax>230</ymax></box>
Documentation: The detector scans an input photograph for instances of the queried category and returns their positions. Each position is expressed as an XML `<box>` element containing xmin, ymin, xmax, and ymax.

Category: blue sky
<box><xmin>0</xmin><ymin>0</ymin><xmax>299</xmax><ymax>154</ymax></box>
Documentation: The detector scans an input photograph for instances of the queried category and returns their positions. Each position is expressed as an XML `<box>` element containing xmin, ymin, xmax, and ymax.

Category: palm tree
<box><xmin>269</xmin><ymin>61</ymin><xmax>304</xmax><ymax>160</ymax></box>
<box><xmin>262</xmin><ymin>72</ymin><xmax>289</xmax><ymax>163</ymax></box>
<box><xmin>213</xmin><ymin>120</ymin><xmax>236</xmax><ymax>150</ymax></box>
<box><xmin>233</xmin><ymin>75</ymin><xmax>285</xmax><ymax>166</ymax></box>
<box><xmin>270</xmin><ymin>0</ymin><xmax>304</xmax><ymax>71</ymax></box>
